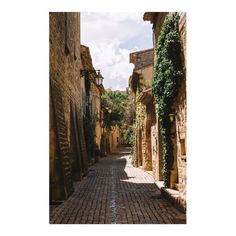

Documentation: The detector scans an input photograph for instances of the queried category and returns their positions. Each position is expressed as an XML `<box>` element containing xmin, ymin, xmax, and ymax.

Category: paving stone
<box><xmin>50</xmin><ymin>147</ymin><xmax>186</xmax><ymax>224</ymax></box>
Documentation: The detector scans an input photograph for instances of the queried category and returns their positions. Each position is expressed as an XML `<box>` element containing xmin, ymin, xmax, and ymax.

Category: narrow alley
<box><xmin>49</xmin><ymin>12</ymin><xmax>187</xmax><ymax>224</ymax></box>
<box><xmin>50</xmin><ymin>147</ymin><xmax>185</xmax><ymax>224</ymax></box>
<box><xmin>2</xmin><ymin>2</ymin><xmax>235</xmax><ymax>236</ymax></box>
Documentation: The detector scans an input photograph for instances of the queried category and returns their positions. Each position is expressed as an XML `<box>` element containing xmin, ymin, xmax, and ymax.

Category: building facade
<box><xmin>50</xmin><ymin>13</ymin><xmax>105</xmax><ymax>203</ymax></box>
<box><xmin>129</xmin><ymin>48</ymin><xmax>155</xmax><ymax>171</ymax></box>
<box><xmin>143</xmin><ymin>12</ymin><xmax>187</xmax><ymax>210</ymax></box>
<box><xmin>50</xmin><ymin>12</ymin><xmax>89</xmax><ymax>202</ymax></box>
<box><xmin>129</xmin><ymin>12</ymin><xmax>186</xmax><ymax>210</ymax></box>
<box><xmin>81</xmin><ymin>45</ymin><xmax>105</xmax><ymax>163</ymax></box>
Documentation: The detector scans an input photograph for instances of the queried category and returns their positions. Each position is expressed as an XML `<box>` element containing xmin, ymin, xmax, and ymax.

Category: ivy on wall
<box><xmin>135</xmin><ymin>90</ymin><xmax>145</xmax><ymax>129</ymax></box>
<box><xmin>130</xmin><ymin>85</ymin><xmax>146</xmax><ymax>166</ymax></box>
<box><xmin>124</xmin><ymin>127</ymin><xmax>135</xmax><ymax>146</ymax></box>
<box><xmin>83</xmin><ymin>73</ymin><xmax>96</xmax><ymax>162</ymax></box>
<box><xmin>130</xmin><ymin>72</ymin><xmax>140</xmax><ymax>93</ymax></box>
<box><xmin>152</xmin><ymin>13</ymin><xmax>184</xmax><ymax>187</ymax></box>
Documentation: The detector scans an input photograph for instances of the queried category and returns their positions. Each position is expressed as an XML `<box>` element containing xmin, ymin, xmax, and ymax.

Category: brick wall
<box><xmin>50</xmin><ymin>12</ymin><xmax>88</xmax><ymax>202</ymax></box>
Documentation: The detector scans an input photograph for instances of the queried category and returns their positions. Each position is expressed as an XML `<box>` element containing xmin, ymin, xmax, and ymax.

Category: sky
<box><xmin>81</xmin><ymin>12</ymin><xmax>153</xmax><ymax>90</ymax></box>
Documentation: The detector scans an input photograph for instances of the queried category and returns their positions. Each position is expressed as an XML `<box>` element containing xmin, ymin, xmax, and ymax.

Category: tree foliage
<box><xmin>124</xmin><ymin>92</ymin><xmax>136</xmax><ymax>125</ymax></box>
<box><xmin>101</xmin><ymin>90</ymin><xmax>128</xmax><ymax>129</ymax></box>
<box><xmin>124</xmin><ymin>127</ymin><xmax>135</xmax><ymax>146</ymax></box>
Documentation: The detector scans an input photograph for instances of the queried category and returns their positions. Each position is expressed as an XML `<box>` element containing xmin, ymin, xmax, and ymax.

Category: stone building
<box><xmin>107</xmin><ymin>125</ymin><xmax>120</xmax><ymax>153</ymax></box>
<box><xmin>129</xmin><ymin>12</ymin><xmax>187</xmax><ymax>211</ymax></box>
<box><xmin>50</xmin><ymin>12</ymin><xmax>89</xmax><ymax>202</ymax></box>
<box><xmin>143</xmin><ymin>12</ymin><xmax>187</xmax><ymax>210</ymax></box>
<box><xmin>101</xmin><ymin>119</ymin><xmax>121</xmax><ymax>155</ymax></box>
<box><xmin>130</xmin><ymin>49</ymin><xmax>154</xmax><ymax>89</ymax></box>
<box><xmin>100</xmin><ymin>89</ymin><xmax>125</xmax><ymax>156</ymax></box>
<box><xmin>81</xmin><ymin>45</ymin><xmax>105</xmax><ymax>163</ymax></box>
<box><xmin>129</xmin><ymin>48</ymin><xmax>155</xmax><ymax>171</ymax></box>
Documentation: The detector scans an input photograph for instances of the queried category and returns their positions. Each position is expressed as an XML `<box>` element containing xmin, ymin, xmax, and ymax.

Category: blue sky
<box><xmin>81</xmin><ymin>12</ymin><xmax>153</xmax><ymax>90</ymax></box>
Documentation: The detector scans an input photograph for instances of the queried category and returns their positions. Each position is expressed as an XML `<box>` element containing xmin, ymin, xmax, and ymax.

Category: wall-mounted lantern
<box><xmin>80</xmin><ymin>69</ymin><xmax>104</xmax><ymax>86</ymax></box>
<box><xmin>96</xmin><ymin>70</ymin><xmax>104</xmax><ymax>86</ymax></box>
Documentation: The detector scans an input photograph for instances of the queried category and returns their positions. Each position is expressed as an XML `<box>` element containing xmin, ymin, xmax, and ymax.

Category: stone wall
<box><xmin>144</xmin><ymin>12</ymin><xmax>187</xmax><ymax>209</ymax></box>
<box><xmin>142</xmin><ymin>102</ymin><xmax>154</xmax><ymax>171</ymax></box>
<box><xmin>136</xmin><ymin>66</ymin><xmax>153</xmax><ymax>88</ymax></box>
<box><xmin>151</xmin><ymin>113</ymin><xmax>163</xmax><ymax>181</ymax></box>
<box><xmin>91</xmin><ymin>82</ymin><xmax>102</xmax><ymax>150</ymax></box>
<box><xmin>108</xmin><ymin>125</ymin><xmax>120</xmax><ymax>153</ymax></box>
<box><xmin>174</xmin><ymin>80</ymin><xmax>186</xmax><ymax>207</ymax></box>
<box><xmin>50</xmin><ymin>12</ymin><xmax>89</xmax><ymax>202</ymax></box>
<box><xmin>129</xmin><ymin>48</ymin><xmax>154</xmax><ymax>170</ymax></box>
<box><xmin>130</xmin><ymin>49</ymin><xmax>154</xmax><ymax>70</ymax></box>
<box><xmin>135</xmin><ymin>92</ymin><xmax>145</xmax><ymax>167</ymax></box>
<box><xmin>175</xmin><ymin>13</ymin><xmax>187</xmax><ymax>207</ymax></box>
<box><xmin>80</xmin><ymin>45</ymin><xmax>104</xmax><ymax>159</ymax></box>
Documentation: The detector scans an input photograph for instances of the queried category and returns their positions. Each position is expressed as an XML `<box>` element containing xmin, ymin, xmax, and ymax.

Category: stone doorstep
<box><xmin>155</xmin><ymin>181</ymin><xmax>186</xmax><ymax>213</ymax></box>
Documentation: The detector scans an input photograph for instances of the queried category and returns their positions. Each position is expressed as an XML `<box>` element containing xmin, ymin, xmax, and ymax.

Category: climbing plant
<box><xmin>152</xmin><ymin>13</ymin><xmax>184</xmax><ymax>187</ymax></box>
<box><xmin>130</xmin><ymin>84</ymin><xmax>146</xmax><ymax>166</ymax></box>
<box><xmin>135</xmin><ymin>89</ymin><xmax>145</xmax><ymax>130</ymax></box>
<box><xmin>130</xmin><ymin>72</ymin><xmax>140</xmax><ymax>93</ymax></box>
<box><xmin>124</xmin><ymin>127</ymin><xmax>135</xmax><ymax>146</ymax></box>
<box><xmin>83</xmin><ymin>72</ymin><xmax>96</xmax><ymax>162</ymax></box>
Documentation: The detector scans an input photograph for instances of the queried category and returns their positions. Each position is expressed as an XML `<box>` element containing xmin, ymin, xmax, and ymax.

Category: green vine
<box><xmin>131</xmin><ymin>88</ymin><xmax>146</xmax><ymax>166</ymax></box>
<box><xmin>83</xmin><ymin>73</ymin><xmax>96</xmax><ymax>162</ymax></box>
<box><xmin>136</xmin><ymin>90</ymin><xmax>145</xmax><ymax>129</ymax></box>
<box><xmin>152</xmin><ymin>13</ymin><xmax>183</xmax><ymax>187</ymax></box>
<box><xmin>124</xmin><ymin>128</ymin><xmax>135</xmax><ymax>146</ymax></box>
<box><xmin>130</xmin><ymin>123</ymin><xmax>136</xmax><ymax>165</ymax></box>
<box><xmin>130</xmin><ymin>72</ymin><xmax>140</xmax><ymax>93</ymax></box>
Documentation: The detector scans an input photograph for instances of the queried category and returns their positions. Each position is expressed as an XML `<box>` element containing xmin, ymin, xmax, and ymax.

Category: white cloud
<box><xmin>88</xmin><ymin>39</ymin><xmax>134</xmax><ymax>90</ymax></box>
<box><xmin>81</xmin><ymin>12</ymin><xmax>152</xmax><ymax>90</ymax></box>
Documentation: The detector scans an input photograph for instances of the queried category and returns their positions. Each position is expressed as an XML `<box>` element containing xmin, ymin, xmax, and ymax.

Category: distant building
<box><xmin>129</xmin><ymin>48</ymin><xmax>155</xmax><ymax>171</ymax></box>
<box><xmin>129</xmin><ymin>48</ymin><xmax>154</xmax><ymax>89</ymax></box>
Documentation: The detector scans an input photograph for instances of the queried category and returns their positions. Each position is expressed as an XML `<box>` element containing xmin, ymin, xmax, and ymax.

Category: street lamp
<box><xmin>80</xmin><ymin>69</ymin><xmax>104</xmax><ymax>86</ymax></box>
<box><xmin>96</xmin><ymin>70</ymin><xmax>104</xmax><ymax>86</ymax></box>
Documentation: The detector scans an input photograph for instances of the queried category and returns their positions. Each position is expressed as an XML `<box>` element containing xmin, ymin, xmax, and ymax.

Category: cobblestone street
<box><xmin>50</xmin><ymin>147</ymin><xmax>186</xmax><ymax>224</ymax></box>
